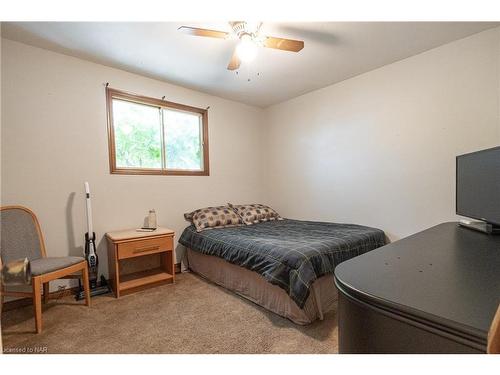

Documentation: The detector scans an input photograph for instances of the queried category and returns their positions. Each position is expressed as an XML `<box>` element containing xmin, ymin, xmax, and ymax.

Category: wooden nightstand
<box><xmin>106</xmin><ymin>227</ymin><xmax>175</xmax><ymax>298</ymax></box>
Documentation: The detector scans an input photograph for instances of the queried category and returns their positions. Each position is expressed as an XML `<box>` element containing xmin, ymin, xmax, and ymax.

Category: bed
<box><xmin>179</xmin><ymin>219</ymin><xmax>386</xmax><ymax>324</ymax></box>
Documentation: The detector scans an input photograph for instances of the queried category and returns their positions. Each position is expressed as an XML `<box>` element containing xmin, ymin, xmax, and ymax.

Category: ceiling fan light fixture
<box><xmin>178</xmin><ymin>22</ymin><xmax>304</xmax><ymax>71</ymax></box>
<box><xmin>236</xmin><ymin>34</ymin><xmax>258</xmax><ymax>63</ymax></box>
<box><xmin>244</xmin><ymin>21</ymin><xmax>262</xmax><ymax>34</ymax></box>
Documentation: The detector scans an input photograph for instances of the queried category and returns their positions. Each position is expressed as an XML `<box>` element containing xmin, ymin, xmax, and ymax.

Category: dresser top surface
<box><xmin>335</xmin><ymin>222</ymin><xmax>500</xmax><ymax>336</ymax></box>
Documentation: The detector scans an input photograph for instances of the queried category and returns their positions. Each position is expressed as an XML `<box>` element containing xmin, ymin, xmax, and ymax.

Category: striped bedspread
<box><xmin>179</xmin><ymin>219</ymin><xmax>386</xmax><ymax>308</ymax></box>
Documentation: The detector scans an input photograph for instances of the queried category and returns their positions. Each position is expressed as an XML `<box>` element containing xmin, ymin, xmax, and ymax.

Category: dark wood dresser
<box><xmin>334</xmin><ymin>222</ymin><xmax>500</xmax><ymax>353</ymax></box>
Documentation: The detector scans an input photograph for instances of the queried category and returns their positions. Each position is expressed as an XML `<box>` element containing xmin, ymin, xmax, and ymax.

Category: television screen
<box><xmin>456</xmin><ymin>146</ymin><xmax>500</xmax><ymax>226</ymax></box>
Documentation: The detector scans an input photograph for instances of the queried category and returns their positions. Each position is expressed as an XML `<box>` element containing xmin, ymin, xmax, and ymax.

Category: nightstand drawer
<box><xmin>117</xmin><ymin>236</ymin><xmax>173</xmax><ymax>259</ymax></box>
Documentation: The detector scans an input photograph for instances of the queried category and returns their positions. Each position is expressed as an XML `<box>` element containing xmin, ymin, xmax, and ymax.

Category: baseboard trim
<box><xmin>2</xmin><ymin>263</ymin><xmax>183</xmax><ymax>312</ymax></box>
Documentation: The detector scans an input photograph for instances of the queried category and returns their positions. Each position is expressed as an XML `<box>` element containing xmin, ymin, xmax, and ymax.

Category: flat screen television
<box><xmin>456</xmin><ymin>146</ymin><xmax>500</xmax><ymax>232</ymax></box>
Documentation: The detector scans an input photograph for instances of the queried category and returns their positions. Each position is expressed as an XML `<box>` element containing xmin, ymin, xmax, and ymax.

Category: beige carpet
<box><xmin>1</xmin><ymin>272</ymin><xmax>338</xmax><ymax>354</ymax></box>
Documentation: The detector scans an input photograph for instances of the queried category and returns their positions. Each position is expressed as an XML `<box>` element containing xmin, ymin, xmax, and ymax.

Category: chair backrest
<box><xmin>488</xmin><ymin>304</ymin><xmax>500</xmax><ymax>354</ymax></box>
<box><xmin>0</xmin><ymin>206</ymin><xmax>45</xmax><ymax>264</ymax></box>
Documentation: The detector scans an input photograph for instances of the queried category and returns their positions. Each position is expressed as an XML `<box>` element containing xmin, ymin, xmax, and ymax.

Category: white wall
<box><xmin>264</xmin><ymin>27</ymin><xmax>500</xmax><ymax>241</ymax></box>
<box><xmin>1</xmin><ymin>39</ymin><xmax>266</xmax><ymax>285</ymax></box>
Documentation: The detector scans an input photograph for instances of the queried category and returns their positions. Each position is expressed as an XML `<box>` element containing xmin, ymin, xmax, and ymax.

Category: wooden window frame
<box><xmin>106</xmin><ymin>87</ymin><xmax>209</xmax><ymax>176</ymax></box>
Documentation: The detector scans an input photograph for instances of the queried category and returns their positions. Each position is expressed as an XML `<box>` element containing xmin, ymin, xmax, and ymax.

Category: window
<box><xmin>106</xmin><ymin>88</ymin><xmax>209</xmax><ymax>175</ymax></box>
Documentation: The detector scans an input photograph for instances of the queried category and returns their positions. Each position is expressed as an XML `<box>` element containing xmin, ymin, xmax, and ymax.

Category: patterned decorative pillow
<box><xmin>184</xmin><ymin>211</ymin><xmax>195</xmax><ymax>222</ymax></box>
<box><xmin>184</xmin><ymin>206</ymin><xmax>243</xmax><ymax>232</ymax></box>
<box><xmin>228</xmin><ymin>203</ymin><xmax>284</xmax><ymax>225</ymax></box>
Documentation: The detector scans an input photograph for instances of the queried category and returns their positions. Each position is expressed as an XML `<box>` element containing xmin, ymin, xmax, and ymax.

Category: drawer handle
<box><xmin>133</xmin><ymin>245</ymin><xmax>160</xmax><ymax>254</ymax></box>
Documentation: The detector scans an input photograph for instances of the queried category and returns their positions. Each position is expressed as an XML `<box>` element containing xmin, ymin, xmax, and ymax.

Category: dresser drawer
<box><xmin>117</xmin><ymin>236</ymin><xmax>173</xmax><ymax>259</ymax></box>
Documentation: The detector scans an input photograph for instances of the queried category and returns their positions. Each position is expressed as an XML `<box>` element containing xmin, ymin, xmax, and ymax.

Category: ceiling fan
<box><xmin>178</xmin><ymin>21</ymin><xmax>304</xmax><ymax>71</ymax></box>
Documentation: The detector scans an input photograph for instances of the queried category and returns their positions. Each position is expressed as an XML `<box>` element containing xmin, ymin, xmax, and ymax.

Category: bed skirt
<box><xmin>186</xmin><ymin>248</ymin><xmax>338</xmax><ymax>325</ymax></box>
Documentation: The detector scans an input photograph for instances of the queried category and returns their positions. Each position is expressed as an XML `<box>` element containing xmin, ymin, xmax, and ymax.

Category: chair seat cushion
<box><xmin>30</xmin><ymin>256</ymin><xmax>85</xmax><ymax>276</ymax></box>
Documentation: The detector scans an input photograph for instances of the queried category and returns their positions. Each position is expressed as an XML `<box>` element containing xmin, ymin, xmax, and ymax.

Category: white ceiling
<box><xmin>2</xmin><ymin>22</ymin><xmax>498</xmax><ymax>107</ymax></box>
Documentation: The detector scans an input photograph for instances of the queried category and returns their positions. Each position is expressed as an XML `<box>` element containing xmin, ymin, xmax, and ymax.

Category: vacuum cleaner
<box><xmin>75</xmin><ymin>182</ymin><xmax>111</xmax><ymax>300</ymax></box>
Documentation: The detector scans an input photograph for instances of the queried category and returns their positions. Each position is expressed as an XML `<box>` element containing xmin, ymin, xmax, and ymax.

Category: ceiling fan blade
<box><xmin>178</xmin><ymin>26</ymin><xmax>229</xmax><ymax>39</ymax></box>
<box><xmin>263</xmin><ymin>36</ymin><xmax>304</xmax><ymax>52</ymax></box>
<box><xmin>227</xmin><ymin>49</ymin><xmax>241</xmax><ymax>71</ymax></box>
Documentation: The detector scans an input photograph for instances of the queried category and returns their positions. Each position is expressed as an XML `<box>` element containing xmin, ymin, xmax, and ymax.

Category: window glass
<box><xmin>163</xmin><ymin>109</ymin><xmax>203</xmax><ymax>170</ymax></box>
<box><xmin>112</xmin><ymin>99</ymin><xmax>162</xmax><ymax>169</ymax></box>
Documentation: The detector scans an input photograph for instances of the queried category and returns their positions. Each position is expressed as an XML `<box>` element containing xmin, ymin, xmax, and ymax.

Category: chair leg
<box><xmin>43</xmin><ymin>282</ymin><xmax>50</xmax><ymax>304</ymax></box>
<box><xmin>32</xmin><ymin>276</ymin><xmax>42</xmax><ymax>334</ymax></box>
<box><xmin>82</xmin><ymin>265</ymin><xmax>91</xmax><ymax>307</ymax></box>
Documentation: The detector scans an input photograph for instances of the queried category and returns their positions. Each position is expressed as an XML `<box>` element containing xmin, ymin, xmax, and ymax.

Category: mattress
<box><xmin>179</xmin><ymin>219</ymin><xmax>386</xmax><ymax>308</ymax></box>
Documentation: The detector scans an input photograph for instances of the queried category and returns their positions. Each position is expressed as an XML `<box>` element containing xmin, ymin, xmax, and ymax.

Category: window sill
<box><xmin>110</xmin><ymin>168</ymin><xmax>209</xmax><ymax>176</ymax></box>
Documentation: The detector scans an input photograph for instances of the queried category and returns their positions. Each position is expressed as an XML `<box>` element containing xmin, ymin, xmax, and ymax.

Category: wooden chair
<box><xmin>0</xmin><ymin>206</ymin><xmax>90</xmax><ymax>333</ymax></box>
<box><xmin>488</xmin><ymin>304</ymin><xmax>500</xmax><ymax>354</ymax></box>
